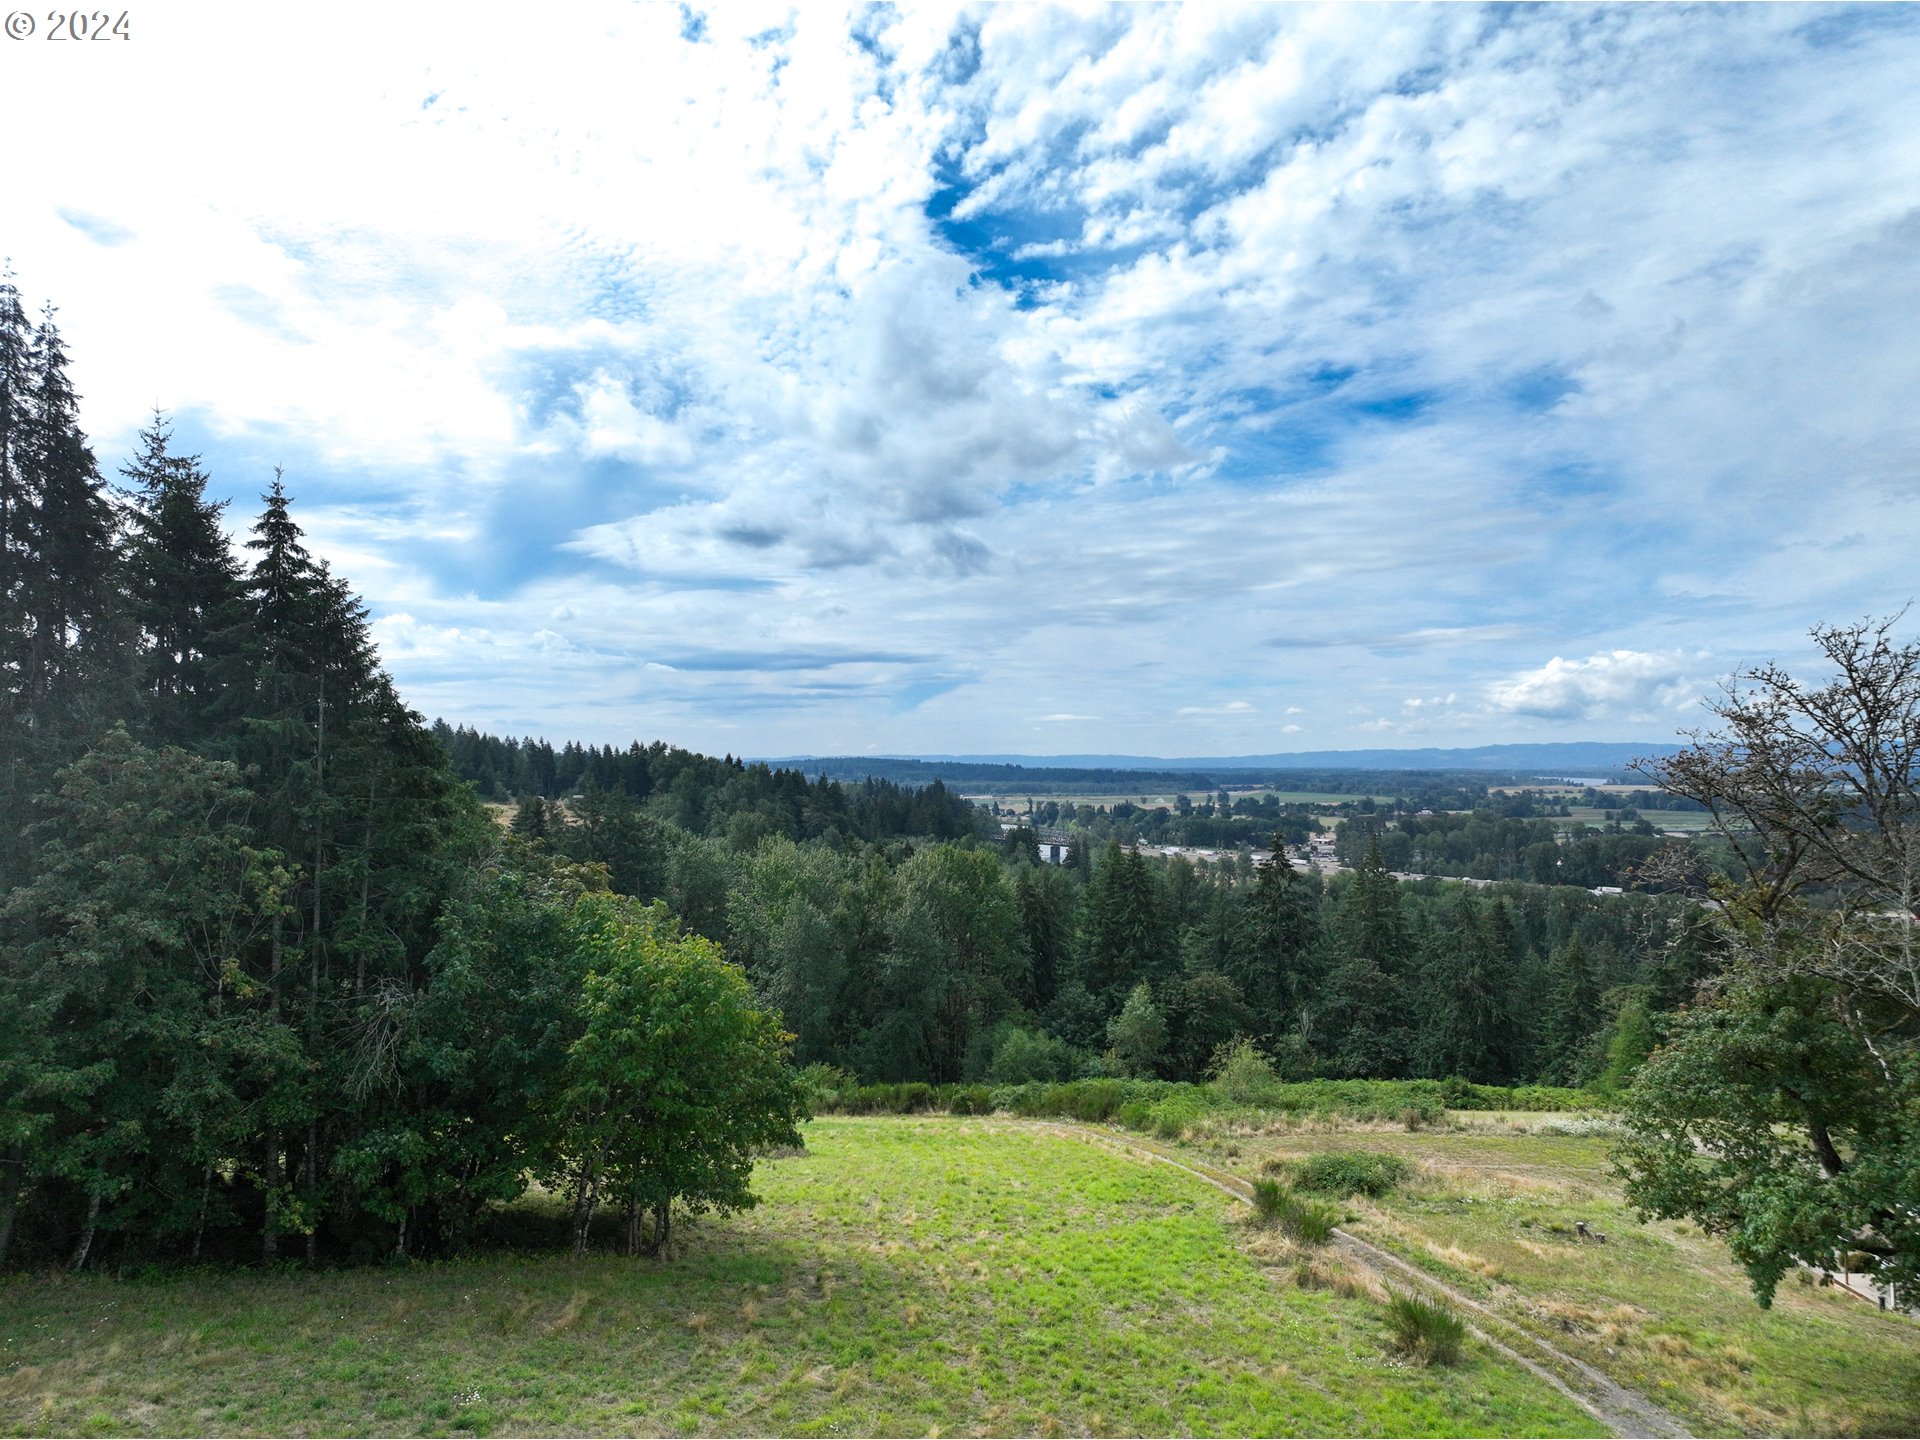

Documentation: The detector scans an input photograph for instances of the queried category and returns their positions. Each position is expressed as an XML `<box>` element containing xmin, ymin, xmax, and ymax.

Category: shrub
<box><xmin>1292</xmin><ymin>1151</ymin><xmax>1411</xmax><ymax>1198</ymax></box>
<box><xmin>1384</xmin><ymin>1292</ymin><xmax>1468</xmax><ymax>1366</ymax></box>
<box><xmin>985</xmin><ymin>1027</ymin><xmax>1088</xmax><ymax>1085</ymax></box>
<box><xmin>1248</xmin><ymin>1180</ymin><xmax>1338</xmax><ymax>1245</ymax></box>
<box><xmin>943</xmin><ymin>1085</ymin><xmax>994</xmax><ymax>1115</ymax></box>
<box><xmin>1209</xmin><ymin>1038</ymin><xmax>1283</xmax><ymax>1105</ymax></box>
<box><xmin>1251</xmin><ymin>1178</ymin><xmax>1286</xmax><ymax>1225</ymax></box>
<box><xmin>1400</xmin><ymin>1103</ymin><xmax>1443</xmax><ymax>1131</ymax></box>
<box><xmin>1146</xmin><ymin>1094</ymin><xmax>1204</xmax><ymax>1140</ymax></box>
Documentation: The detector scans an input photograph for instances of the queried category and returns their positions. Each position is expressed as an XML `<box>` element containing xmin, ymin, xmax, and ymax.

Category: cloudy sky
<box><xmin>6</xmin><ymin>2</ymin><xmax>1918</xmax><ymax>757</ymax></box>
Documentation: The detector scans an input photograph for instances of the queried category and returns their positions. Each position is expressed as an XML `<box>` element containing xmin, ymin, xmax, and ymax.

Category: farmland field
<box><xmin>0</xmin><ymin>1118</ymin><xmax>1597</xmax><ymax>1438</ymax></box>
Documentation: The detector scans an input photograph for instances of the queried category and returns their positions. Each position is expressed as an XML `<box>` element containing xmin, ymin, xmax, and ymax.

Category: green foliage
<box><xmin>555</xmin><ymin>895</ymin><xmax>806</xmax><ymax>1255</ymax></box>
<box><xmin>1291</xmin><ymin>1151</ymin><xmax>1411</xmax><ymax>1198</ymax></box>
<box><xmin>1251</xmin><ymin>1182</ymin><xmax>1339</xmax><ymax>1244</ymax></box>
<box><xmin>1618</xmin><ymin>618</ymin><xmax>1920</xmax><ymax>1307</ymax></box>
<box><xmin>1105</xmin><ymin>981</ymin><xmax>1169</xmax><ymax>1078</ymax></box>
<box><xmin>1384</xmin><ymin>1292</ymin><xmax>1468</xmax><ymax>1366</ymax></box>
<box><xmin>1208</xmin><ymin>1037</ymin><xmax>1283</xmax><ymax>1105</ymax></box>
<box><xmin>1250</xmin><ymin>1177</ymin><xmax>1285</xmax><ymax>1224</ymax></box>
<box><xmin>1596</xmin><ymin>988</ymin><xmax>1657</xmax><ymax>1097</ymax></box>
<box><xmin>985</xmin><ymin>1026</ymin><xmax>1088</xmax><ymax>1084</ymax></box>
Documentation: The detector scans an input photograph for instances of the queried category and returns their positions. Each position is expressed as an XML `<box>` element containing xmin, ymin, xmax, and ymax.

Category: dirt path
<box><xmin>1030</xmin><ymin>1120</ymin><xmax>1693</xmax><ymax>1440</ymax></box>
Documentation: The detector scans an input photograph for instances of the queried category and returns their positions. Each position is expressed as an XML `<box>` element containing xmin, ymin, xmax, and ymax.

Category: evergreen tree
<box><xmin>120</xmin><ymin>413</ymin><xmax>247</xmax><ymax>745</ymax></box>
<box><xmin>1322</xmin><ymin>842</ymin><xmax>1413</xmax><ymax>1077</ymax></box>
<box><xmin>1539</xmin><ymin>936</ymin><xmax>1601</xmax><ymax>1084</ymax></box>
<box><xmin>1415</xmin><ymin>889</ymin><xmax>1517</xmax><ymax>1083</ymax></box>
<box><xmin>1234</xmin><ymin>848</ymin><xmax>1324</xmax><ymax>1033</ymax></box>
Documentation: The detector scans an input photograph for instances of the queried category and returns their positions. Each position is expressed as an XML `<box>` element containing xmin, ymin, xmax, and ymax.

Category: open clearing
<box><xmin>1</xmin><ymin>1118</ymin><xmax>1598</xmax><ymax>1438</ymax></box>
<box><xmin>3</xmin><ymin>1114</ymin><xmax>1915</xmax><ymax>1438</ymax></box>
<box><xmin>1183</xmin><ymin>1118</ymin><xmax>1920</xmax><ymax>1437</ymax></box>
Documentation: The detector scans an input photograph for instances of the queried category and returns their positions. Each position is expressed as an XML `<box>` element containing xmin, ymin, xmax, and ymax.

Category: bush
<box><xmin>1248</xmin><ymin>1180</ymin><xmax>1338</xmax><ymax>1245</ymax></box>
<box><xmin>1292</xmin><ymin>1151</ymin><xmax>1411</xmax><ymax>1198</ymax></box>
<box><xmin>1209</xmin><ymin>1038</ymin><xmax>1283</xmax><ymax>1105</ymax></box>
<box><xmin>985</xmin><ymin>1027</ymin><xmax>1088</xmax><ymax>1085</ymax></box>
<box><xmin>1250</xmin><ymin>1178</ymin><xmax>1286</xmax><ymax>1225</ymax></box>
<box><xmin>943</xmin><ymin>1085</ymin><xmax>994</xmax><ymax>1116</ymax></box>
<box><xmin>1146</xmin><ymin>1094</ymin><xmax>1205</xmax><ymax>1140</ymax></box>
<box><xmin>1384</xmin><ymin>1292</ymin><xmax>1468</xmax><ymax>1366</ymax></box>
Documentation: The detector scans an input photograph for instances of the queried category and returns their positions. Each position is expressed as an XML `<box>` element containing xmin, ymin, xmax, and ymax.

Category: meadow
<box><xmin>1188</xmin><ymin>1116</ymin><xmax>1920</xmax><ymax>1437</ymax></box>
<box><xmin>0</xmin><ymin>1118</ymin><xmax>1597</xmax><ymax>1438</ymax></box>
<box><xmin>3</xmin><ymin>1112</ymin><xmax>1915</xmax><ymax>1438</ymax></box>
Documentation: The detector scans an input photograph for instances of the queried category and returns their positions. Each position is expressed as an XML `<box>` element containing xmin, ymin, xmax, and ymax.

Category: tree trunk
<box><xmin>69</xmin><ymin>1190</ymin><xmax>100</xmax><ymax>1271</ymax></box>
<box><xmin>262</xmin><ymin>1134</ymin><xmax>282</xmax><ymax>1264</ymax></box>
<box><xmin>304</xmin><ymin>1120</ymin><xmax>319</xmax><ymax>1264</ymax></box>
<box><xmin>191</xmin><ymin>1165</ymin><xmax>211</xmax><ymax>1261</ymax></box>
<box><xmin>0</xmin><ymin>1142</ymin><xmax>23</xmax><ymax>1269</ymax></box>
<box><xmin>624</xmin><ymin>1197</ymin><xmax>641</xmax><ymax>1257</ymax></box>
<box><xmin>393</xmin><ymin>1208</ymin><xmax>408</xmax><ymax>1261</ymax></box>
<box><xmin>641</xmin><ymin>1201</ymin><xmax>671</xmax><ymax>1258</ymax></box>
<box><xmin>570</xmin><ymin>1150</ymin><xmax>603</xmax><ymax>1258</ymax></box>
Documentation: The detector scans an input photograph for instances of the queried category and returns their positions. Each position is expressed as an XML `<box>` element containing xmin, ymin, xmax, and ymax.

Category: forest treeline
<box><xmin>432</xmin><ymin>723</ymin><xmax>978</xmax><ymax>845</ymax></box>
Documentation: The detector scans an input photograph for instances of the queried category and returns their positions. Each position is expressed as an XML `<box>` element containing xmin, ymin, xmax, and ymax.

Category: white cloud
<box><xmin>1488</xmin><ymin>650</ymin><xmax>1704</xmax><ymax>722</ymax></box>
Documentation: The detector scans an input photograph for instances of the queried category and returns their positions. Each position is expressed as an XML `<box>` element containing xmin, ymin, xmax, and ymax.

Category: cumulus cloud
<box><xmin>1488</xmin><ymin>651</ymin><xmax>1705</xmax><ymax>722</ymax></box>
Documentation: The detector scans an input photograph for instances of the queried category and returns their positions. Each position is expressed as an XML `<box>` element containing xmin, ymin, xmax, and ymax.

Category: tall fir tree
<box><xmin>121</xmin><ymin>413</ymin><xmax>247</xmax><ymax>745</ymax></box>
<box><xmin>1415</xmin><ymin>889</ymin><xmax>1518</xmax><ymax>1083</ymax></box>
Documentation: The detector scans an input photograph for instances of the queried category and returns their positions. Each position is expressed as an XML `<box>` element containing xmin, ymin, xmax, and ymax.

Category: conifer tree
<box><xmin>1322</xmin><ymin>841</ymin><xmax>1414</xmax><ymax>1076</ymax></box>
<box><xmin>1415</xmin><ymin>889</ymin><xmax>1517</xmax><ymax>1083</ymax></box>
<box><xmin>1540</xmin><ymin>936</ymin><xmax>1601</xmax><ymax>1084</ymax></box>
<box><xmin>1235</xmin><ymin>847</ymin><xmax>1324</xmax><ymax>1032</ymax></box>
<box><xmin>121</xmin><ymin>413</ymin><xmax>247</xmax><ymax>744</ymax></box>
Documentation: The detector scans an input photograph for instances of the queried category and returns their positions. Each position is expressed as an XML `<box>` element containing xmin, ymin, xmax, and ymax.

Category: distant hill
<box><xmin>771</xmin><ymin>742</ymin><xmax>1680</xmax><ymax>779</ymax></box>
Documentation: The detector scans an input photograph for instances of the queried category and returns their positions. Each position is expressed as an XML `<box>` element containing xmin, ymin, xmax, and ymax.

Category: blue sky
<box><xmin>6</xmin><ymin>2</ymin><xmax>1919</xmax><ymax>756</ymax></box>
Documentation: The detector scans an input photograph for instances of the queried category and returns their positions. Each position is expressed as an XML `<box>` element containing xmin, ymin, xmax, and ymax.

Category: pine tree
<box><xmin>1415</xmin><ymin>889</ymin><xmax>1517</xmax><ymax>1083</ymax></box>
<box><xmin>1322</xmin><ymin>842</ymin><xmax>1414</xmax><ymax>1077</ymax></box>
<box><xmin>1235</xmin><ymin>847</ymin><xmax>1324</xmax><ymax>1033</ymax></box>
<box><xmin>1540</xmin><ymin>936</ymin><xmax>1601</xmax><ymax>1084</ymax></box>
<box><xmin>121</xmin><ymin>413</ymin><xmax>247</xmax><ymax>744</ymax></box>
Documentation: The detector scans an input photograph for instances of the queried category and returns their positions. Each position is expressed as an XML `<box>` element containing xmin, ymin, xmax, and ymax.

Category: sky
<box><xmin>5</xmin><ymin>2</ymin><xmax>1919</xmax><ymax>758</ymax></box>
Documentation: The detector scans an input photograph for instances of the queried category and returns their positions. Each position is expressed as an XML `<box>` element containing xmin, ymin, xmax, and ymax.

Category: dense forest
<box><xmin>0</xmin><ymin>271</ymin><xmax>1727</xmax><ymax>1277</ymax></box>
<box><xmin>0</xmin><ymin>276</ymin><xmax>811</xmax><ymax>1271</ymax></box>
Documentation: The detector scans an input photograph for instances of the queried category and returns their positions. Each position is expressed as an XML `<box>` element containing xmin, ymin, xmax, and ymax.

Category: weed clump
<box><xmin>1384</xmin><ymin>1292</ymin><xmax>1468</xmax><ymax>1366</ymax></box>
<box><xmin>1249</xmin><ymin>1179</ymin><xmax>1339</xmax><ymax>1245</ymax></box>
<box><xmin>1292</xmin><ymin>1151</ymin><xmax>1411</xmax><ymax>1198</ymax></box>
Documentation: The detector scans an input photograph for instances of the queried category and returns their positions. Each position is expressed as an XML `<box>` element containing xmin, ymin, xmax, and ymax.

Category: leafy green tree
<box><xmin>870</xmin><ymin>846</ymin><xmax>1024</xmax><ymax>1082</ymax></box>
<box><xmin>1105</xmin><ymin>982</ymin><xmax>1169</xmax><ymax>1079</ymax></box>
<box><xmin>1619</xmin><ymin>617</ymin><xmax>1920</xmax><ymax>1304</ymax></box>
<box><xmin>552</xmin><ymin>895</ymin><xmax>804</xmax><ymax>1257</ymax></box>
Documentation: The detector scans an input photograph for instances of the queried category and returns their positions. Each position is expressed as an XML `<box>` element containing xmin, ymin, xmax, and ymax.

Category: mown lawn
<box><xmin>1204</xmin><ymin>1122</ymin><xmax>1920</xmax><ymax>1437</ymax></box>
<box><xmin>0</xmin><ymin>1117</ymin><xmax>1599</xmax><ymax>1438</ymax></box>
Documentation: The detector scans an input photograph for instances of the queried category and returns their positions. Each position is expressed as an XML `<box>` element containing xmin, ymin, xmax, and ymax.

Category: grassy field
<box><xmin>0</xmin><ymin>1118</ymin><xmax>1600</xmax><ymax>1438</ymax></box>
<box><xmin>1188</xmin><ymin>1117</ymin><xmax>1920</xmax><ymax>1437</ymax></box>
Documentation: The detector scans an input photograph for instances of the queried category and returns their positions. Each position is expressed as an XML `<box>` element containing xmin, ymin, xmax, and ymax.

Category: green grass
<box><xmin>1207</xmin><ymin>1123</ymin><xmax>1920</xmax><ymax>1436</ymax></box>
<box><xmin>0</xmin><ymin>1118</ymin><xmax>1601</xmax><ymax>1438</ymax></box>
